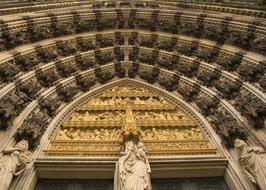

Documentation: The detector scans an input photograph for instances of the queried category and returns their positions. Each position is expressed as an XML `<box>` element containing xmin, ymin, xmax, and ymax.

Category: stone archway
<box><xmin>12</xmin><ymin>79</ymin><xmax>250</xmax><ymax>190</ymax></box>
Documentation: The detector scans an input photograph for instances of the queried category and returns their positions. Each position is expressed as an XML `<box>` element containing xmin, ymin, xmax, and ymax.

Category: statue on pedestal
<box><xmin>114</xmin><ymin>141</ymin><xmax>152</xmax><ymax>190</ymax></box>
<box><xmin>234</xmin><ymin>139</ymin><xmax>266</xmax><ymax>190</ymax></box>
<box><xmin>0</xmin><ymin>140</ymin><xmax>32</xmax><ymax>190</ymax></box>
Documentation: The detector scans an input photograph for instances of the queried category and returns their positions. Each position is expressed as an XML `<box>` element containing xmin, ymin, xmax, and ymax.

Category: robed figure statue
<box><xmin>0</xmin><ymin>140</ymin><xmax>32</xmax><ymax>190</ymax></box>
<box><xmin>114</xmin><ymin>141</ymin><xmax>152</xmax><ymax>190</ymax></box>
<box><xmin>234</xmin><ymin>139</ymin><xmax>266</xmax><ymax>190</ymax></box>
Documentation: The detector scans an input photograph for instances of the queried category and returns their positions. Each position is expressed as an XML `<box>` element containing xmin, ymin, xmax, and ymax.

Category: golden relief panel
<box><xmin>45</xmin><ymin>86</ymin><xmax>216</xmax><ymax>156</ymax></box>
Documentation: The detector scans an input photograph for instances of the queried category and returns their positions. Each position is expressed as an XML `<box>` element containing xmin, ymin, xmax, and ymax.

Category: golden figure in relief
<box><xmin>47</xmin><ymin>85</ymin><xmax>215</xmax><ymax>156</ymax></box>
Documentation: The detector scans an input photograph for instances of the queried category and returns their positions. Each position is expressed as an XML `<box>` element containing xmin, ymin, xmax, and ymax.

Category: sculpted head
<box><xmin>234</xmin><ymin>138</ymin><xmax>247</xmax><ymax>149</ymax></box>
<box><xmin>15</xmin><ymin>140</ymin><xmax>29</xmax><ymax>151</ymax></box>
<box><xmin>137</xmin><ymin>142</ymin><xmax>145</xmax><ymax>149</ymax></box>
<box><xmin>125</xmin><ymin>141</ymin><xmax>135</xmax><ymax>151</ymax></box>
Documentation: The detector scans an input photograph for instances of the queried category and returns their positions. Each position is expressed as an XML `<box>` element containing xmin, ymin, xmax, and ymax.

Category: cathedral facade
<box><xmin>0</xmin><ymin>0</ymin><xmax>266</xmax><ymax>190</ymax></box>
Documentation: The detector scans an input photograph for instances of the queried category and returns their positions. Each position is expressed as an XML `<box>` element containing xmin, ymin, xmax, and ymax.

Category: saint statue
<box><xmin>234</xmin><ymin>139</ymin><xmax>266</xmax><ymax>190</ymax></box>
<box><xmin>114</xmin><ymin>141</ymin><xmax>152</xmax><ymax>190</ymax></box>
<box><xmin>0</xmin><ymin>140</ymin><xmax>32</xmax><ymax>190</ymax></box>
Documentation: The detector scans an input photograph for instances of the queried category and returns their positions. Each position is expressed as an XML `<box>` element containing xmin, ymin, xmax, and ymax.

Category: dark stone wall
<box><xmin>35</xmin><ymin>177</ymin><xmax>229</xmax><ymax>190</ymax></box>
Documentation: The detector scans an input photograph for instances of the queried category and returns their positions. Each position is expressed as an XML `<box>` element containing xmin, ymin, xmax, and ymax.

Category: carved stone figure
<box><xmin>234</xmin><ymin>139</ymin><xmax>266</xmax><ymax>190</ymax></box>
<box><xmin>215</xmin><ymin>79</ymin><xmax>241</xmax><ymax>99</ymax></box>
<box><xmin>36</xmin><ymin>68</ymin><xmax>60</xmax><ymax>87</ymax></box>
<box><xmin>139</xmin><ymin>67</ymin><xmax>160</xmax><ymax>84</ymax></box>
<box><xmin>15</xmin><ymin>111</ymin><xmax>49</xmax><ymax>149</ymax></box>
<box><xmin>0</xmin><ymin>140</ymin><xmax>32</xmax><ymax>190</ymax></box>
<box><xmin>35</xmin><ymin>46</ymin><xmax>57</xmax><ymax>63</ymax></box>
<box><xmin>57</xmin><ymin>85</ymin><xmax>79</xmax><ymax>103</ymax></box>
<box><xmin>158</xmin><ymin>75</ymin><xmax>179</xmax><ymax>91</ymax></box>
<box><xmin>235</xmin><ymin>93</ymin><xmax>266</xmax><ymax>129</ymax></box>
<box><xmin>195</xmin><ymin>95</ymin><xmax>219</xmax><ymax>116</ymax></box>
<box><xmin>209</xmin><ymin>108</ymin><xmax>247</xmax><ymax>148</ymax></box>
<box><xmin>14</xmin><ymin>53</ymin><xmax>39</xmax><ymax>71</ymax></box>
<box><xmin>238</xmin><ymin>62</ymin><xmax>264</xmax><ymax>82</ymax></box>
<box><xmin>177</xmin><ymin>83</ymin><xmax>199</xmax><ymax>102</ymax></box>
<box><xmin>138</xmin><ymin>50</ymin><xmax>159</xmax><ymax>65</ymax></box>
<box><xmin>252</xmin><ymin>37</ymin><xmax>266</xmax><ymax>55</ymax></box>
<box><xmin>155</xmin><ymin>37</ymin><xmax>177</xmax><ymax>52</ymax></box>
<box><xmin>216</xmin><ymin>53</ymin><xmax>243</xmax><ymax>71</ymax></box>
<box><xmin>114</xmin><ymin>141</ymin><xmax>152</xmax><ymax>190</ymax></box>
<box><xmin>158</xmin><ymin>55</ymin><xmax>178</xmax><ymax>70</ymax></box>
<box><xmin>56</xmin><ymin>41</ymin><xmax>77</xmax><ymax>56</ymax></box>
<box><xmin>175</xmin><ymin>42</ymin><xmax>198</xmax><ymax>56</ymax></box>
<box><xmin>197</xmin><ymin>69</ymin><xmax>221</xmax><ymax>87</ymax></box>
<box><xmin>0</xmin><ymin>60</ymin><xmax>20</xmax><ymax>83</ymax></box>
<box><xmin>94</xmin><ymin>50</ymin><xmax>114</xmax><ymax>64</ymax></box>
<box><xmin>177</xmin><ymin>59</ymin><xmax>199</xmax><ymax>77</ymax></box>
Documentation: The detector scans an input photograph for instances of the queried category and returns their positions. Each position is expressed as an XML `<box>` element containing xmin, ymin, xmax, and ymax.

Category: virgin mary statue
<box><xmin>114</xmin><ymin>141</ymin><xmax>152</xmax><ymax>190</ymax></box>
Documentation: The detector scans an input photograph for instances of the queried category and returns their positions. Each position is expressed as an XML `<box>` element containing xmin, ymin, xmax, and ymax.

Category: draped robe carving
<box><xmin>0</xmin><ymin>140</ymin><xmax>32</xmax><ymax>190</ymax></box>
<box><xmin>114</xmin><ymin>141</ymin><xmax>152</xmax><ymax>190</ymax></box>
<box><xmin>234</xmin><ymin>139</ymin><xmax>266</xmax><ymax>190</ymax></box>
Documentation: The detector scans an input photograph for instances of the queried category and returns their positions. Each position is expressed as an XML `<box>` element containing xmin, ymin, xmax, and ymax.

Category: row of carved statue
<box><xmin>56</xmin><ymin>128</ymin><xmax>123</xmax><ymax>141</ymax></box>
<box><xmin>55</xmin><ymin>127</ymin><xmax>203</xmax><ymax>141</ymax></box>
<box><xmin>1</xmin><ymin>9</ymin><xmax>265</xmax><ymax>55</ymax></box>
<box><xmin>0</xmin><ymin>139</ymin><xmax>265</xmax><ymax>190</ymax></box>
<box><xmin>84</xmin><ymin>96</ymin><xmax>169</xmax><ymax>106</ymax></box>
<box><xmin>67</xmin><ymin>110</ymin><xmax>185</xmax><ymax>122</ymax></box>
<box><xmin>1</xmin><ymin>64</ymin><xmax>263</xmax><ymax>150</ymax></box>
<box><xmin>1</xmin><ymin>32</ymin><xmax>264</xmax><ymax>89</ymax></box>
<box><xmin>1</xmin><ymin>59</ymin><xmax>263</xmax><ymax>152</ymax></box>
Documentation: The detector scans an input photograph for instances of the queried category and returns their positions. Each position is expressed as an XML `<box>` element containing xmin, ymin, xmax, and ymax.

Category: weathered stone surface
<box><xmin>75</xmin><ymin>55</ymin><xmax>95</xmax><ymax>71</ymax></box>
<box><xmin>235</xmin><ymin>93</ymin><xmax>266</xmax><ymax>129</ymax></box>
<box><xmin>210</xmin><ymin>109</ymin><xmax>247</xmax><ymax>148</ymax></box>
<box><xmin>114</xmin><ymin>62</ymin><xmax>126</xmax><ymax>78</ymax></box>
<box><xmin>14</xmin><ymin>110</ymin><xmax>50</xmax><ymax>149</ymax></box>
<box><xmin>195</xmin><ymin>94</ymin><xmax>219</xmax><ymax>116</ymax></box>
<box><xmin>14</xmin><ymin>52</ymin><xmax>39</xmax><ymax>71</ymax></box>
<box><xmin>56</xmin><ymin>84</ymin><xmax>79</xmax><ymax>103</ymax></box>
<box><xmin>36</xmin><ymin>68</ymin><xmax>60</xmax><ymax>87</ymax></box>
<box><xmin>158</xmin><ymin>74</ymin><xmax>180</xmax><ymax>91</ymax></box>
<box><xmin>94</xmin><ymin>66</ymin><xmax>114</xmax><ymax>84</ymax></box>
<box><xmin>177</xmin><ymin>83</ymin><xmax>200</xmax><ymax>102</ymax></box>
<box><xmin>139</xmin><ymin>66</ymin><xmax>160</xmax><ymax>84</ymax></box>
<box><xmin>215</xmin><ymin>79</ymin><xmax>242</xmax><ymax>99</ymax></box>
<box><xmin>39</xmin><ymin>96</ymin><xmax>61</xmax><ymax>117</ymax></box>
<box><xmin>75</xmin><ymin>75</ymin><xmax>96</xmax><ymax>92</ymax></box>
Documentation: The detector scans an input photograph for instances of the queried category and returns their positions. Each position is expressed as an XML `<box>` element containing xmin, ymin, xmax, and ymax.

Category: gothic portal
<box><xmin>0</xmin><ymin>1</ymin><xmax>266</xmax><ymax>190</ymax></box>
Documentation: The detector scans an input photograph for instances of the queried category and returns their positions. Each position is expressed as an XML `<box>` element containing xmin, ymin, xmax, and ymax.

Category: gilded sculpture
<box><xmin>46</xmin><ymin>85</ymin><xmax>215</xmax><ymax>156</ymax></box>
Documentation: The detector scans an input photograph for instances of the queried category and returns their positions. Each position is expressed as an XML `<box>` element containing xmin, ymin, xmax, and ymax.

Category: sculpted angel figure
<box><xmin>114</xmin><ymin>141</ymin><xmax>152</xmax><ymax>190</ymax></box>
<box><xmin>234</xmin><ymin>139</ymin><xmax>266</xmax><ymax>190</ymax></box>
<box><xmin>0</xmin><ymin>140</ymin><xmax>32</xmax><ymax>190</ymax></box>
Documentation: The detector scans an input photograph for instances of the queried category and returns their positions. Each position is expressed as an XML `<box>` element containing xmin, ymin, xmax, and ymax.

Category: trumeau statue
<box><xmin>114</xmin><ymin>141</ymin><xmax>152</xmax><ymax>190</ymax></box>
<box><xmin>0</xmin><ymin>140</ymin><xmax>32</xmax><ymax>190</ymax></box>
<box><xmin>234</xmin><ymin>139</ymin><xmax>266</xmax><ymax>190</ymax></box>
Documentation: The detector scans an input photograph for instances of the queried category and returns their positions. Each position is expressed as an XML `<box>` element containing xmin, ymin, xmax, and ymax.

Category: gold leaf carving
<box><xmin>46</xmin><ymin>86</ymin><xmax>216</xmax><ymax>156</ymax></box>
